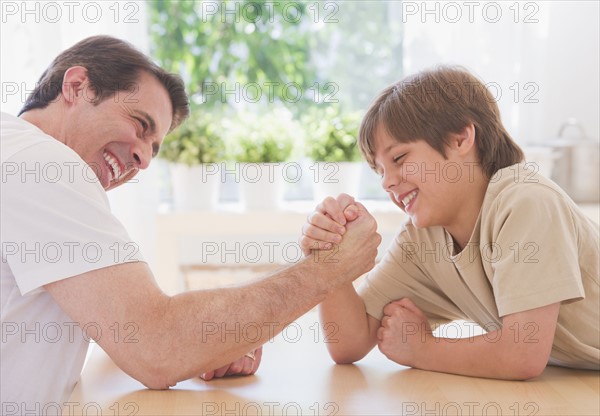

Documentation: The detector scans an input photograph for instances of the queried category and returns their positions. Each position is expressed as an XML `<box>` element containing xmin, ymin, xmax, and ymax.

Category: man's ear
<box><xmin>449</xmin><ymin>123</ymin><xmax>476</xmax><ymax>157</ymax></box>
<box><xmin>62</xmin><ymin>66</ymin><xmax>92</xmax><ymax>105</ymax></box>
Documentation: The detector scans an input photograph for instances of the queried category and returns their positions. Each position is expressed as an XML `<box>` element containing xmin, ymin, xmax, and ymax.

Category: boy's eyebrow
<box><xmin>382</xmin><ymin>143</ymin><xmax>405</xmax><ymax>154</ymax></box>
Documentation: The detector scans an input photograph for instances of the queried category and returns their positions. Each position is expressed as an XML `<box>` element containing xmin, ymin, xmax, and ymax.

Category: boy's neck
<box><xmin>445</xmin><ymin>169</ymin><xmax>489</xmax><ymax>252</ymax></box>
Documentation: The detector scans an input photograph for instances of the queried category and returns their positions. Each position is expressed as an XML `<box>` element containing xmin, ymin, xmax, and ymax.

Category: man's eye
<box><xmin>136</xmin><ymin>118</ymin><xmax>148</xmax><ymax>130</ymax></box>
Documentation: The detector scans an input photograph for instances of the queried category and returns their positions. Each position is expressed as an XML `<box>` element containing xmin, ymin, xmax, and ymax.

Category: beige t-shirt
<box><xmin>358</xmin><ymin>163</ymin><xmax>599</xmax><ymax>369</ymax></box>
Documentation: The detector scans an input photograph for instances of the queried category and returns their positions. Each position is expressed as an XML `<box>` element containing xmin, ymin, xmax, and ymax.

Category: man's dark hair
<box><xmin>19</xmin><ymin>35</ymin><xmax>189</xmax><ymax>131</ymax></box>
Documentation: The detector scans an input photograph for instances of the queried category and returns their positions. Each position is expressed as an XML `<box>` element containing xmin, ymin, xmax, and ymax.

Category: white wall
<box><xmin>402</xmin><ymin>0</ymin><xmax>599</xmax><ymax>143</ymax></box>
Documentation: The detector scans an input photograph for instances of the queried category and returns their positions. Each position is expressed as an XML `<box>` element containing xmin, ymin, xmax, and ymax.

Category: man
<box><xmin>0</xmin><ymin>36</ymin><xmax>381</xmax><ymax>409</ymax></box>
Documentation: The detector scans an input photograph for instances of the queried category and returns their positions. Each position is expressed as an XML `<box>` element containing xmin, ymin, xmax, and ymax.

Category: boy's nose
<box><xmin>381</xmin><ymin>171</ymin><xmax>397</xmax><ymax>191</ymax></box>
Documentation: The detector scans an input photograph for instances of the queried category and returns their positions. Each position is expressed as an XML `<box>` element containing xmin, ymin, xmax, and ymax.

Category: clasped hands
<box><xmin>301</xmin><ymin>194</ymin><xmax>433</xmax><ymax>367</ymax></box>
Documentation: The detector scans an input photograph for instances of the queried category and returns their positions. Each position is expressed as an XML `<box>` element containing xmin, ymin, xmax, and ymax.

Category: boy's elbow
<box><xmin>328</xmin><ymin>345</ymin><xmax>367</xmax><ymax>365</ymax></box>
<box><xmin>331</xmin><ymin>354</ymin><xmax>357</xmax><ymax>365</ymax></box>
<box><xmin>513</xmin><ymin>361</ymin><xmax>546</xmax><ymax>380</ymax></box>
<box><xmin>508</xmin><ymin>354</ymin><xmax>548</xmax><ymax>380</ymax></box>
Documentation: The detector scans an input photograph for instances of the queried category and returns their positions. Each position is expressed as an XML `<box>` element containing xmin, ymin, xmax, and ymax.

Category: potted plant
<box><xmin>160</xmin><ymin>112</ymin><xmax>226</xmax><ymax>211</ymax></box>
<box><xmin>304</xmin><ymin>105</ymin><xmax>364</xmax><ymax>201</ymax></box>
<box><xmin>225</xmin><ymin>109</ymin><xmax>299</xmax><ymax>210</ymax></box>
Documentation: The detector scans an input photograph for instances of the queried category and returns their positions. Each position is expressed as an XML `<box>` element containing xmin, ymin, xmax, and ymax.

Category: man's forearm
<box><xmin>154</xmin><ymin>256</ymin><xmax>346</xmax><ymax>385</ymax></box>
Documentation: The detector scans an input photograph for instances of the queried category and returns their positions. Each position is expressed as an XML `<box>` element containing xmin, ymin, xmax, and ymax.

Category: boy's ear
<box><xmin>61</xmin><ymin>66</ymin><xmax>93</xmax><ymax>105</ymax></box>
<box><xmin>449</xmin><ymin>123</ymin><xmax>476</xmax><ymax>156</ymax></box>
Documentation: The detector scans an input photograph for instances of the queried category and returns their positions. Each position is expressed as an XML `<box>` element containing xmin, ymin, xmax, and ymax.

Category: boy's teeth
<box><xmin>401</xmin><ymin>190</ymin><xmax>418</xmax><ymax>206</ymax></box>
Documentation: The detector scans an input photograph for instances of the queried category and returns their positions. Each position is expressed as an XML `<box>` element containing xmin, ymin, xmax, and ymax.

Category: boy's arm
<box><xmin>379</xmin><ymin>298</ymin><xmax>560</xmax><ymax>380</ymax></box>
<box><xmin>319</xmin><ymin>283</ymin><xmax>380</xmax><ymax>363</ymax></box>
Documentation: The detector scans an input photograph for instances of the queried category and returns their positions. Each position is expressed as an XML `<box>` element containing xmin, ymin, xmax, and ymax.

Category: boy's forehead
<box><xmin>373</xmin><ymin>126</ymin><xmax>408</xmax><ymax>154</ymax></box>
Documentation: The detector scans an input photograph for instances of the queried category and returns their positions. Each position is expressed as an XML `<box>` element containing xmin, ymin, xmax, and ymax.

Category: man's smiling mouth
<box><xmin>103</xmin><ymin>150</ymin><xmax>123</xmax><ymax>182</ymax></box>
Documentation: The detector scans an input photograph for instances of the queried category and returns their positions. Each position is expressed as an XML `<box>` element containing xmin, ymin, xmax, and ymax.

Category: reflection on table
<box><xmin>68</xmin><ymin>311</ymin><xmax>599</xmax><ymax>416</ymax></box>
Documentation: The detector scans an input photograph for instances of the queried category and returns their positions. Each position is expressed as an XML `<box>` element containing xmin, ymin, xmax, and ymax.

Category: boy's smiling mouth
<box><xmin>396</xmin><ymin>189</ymin><xmax>419</xmax><ymax>211</ymax></box>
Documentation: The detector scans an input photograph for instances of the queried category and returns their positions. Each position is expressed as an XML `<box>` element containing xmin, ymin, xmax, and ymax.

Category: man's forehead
<box><xmin>134</xmin><ymin>73</ymin><xmax>173</xmax><ymax>135</ymax></box>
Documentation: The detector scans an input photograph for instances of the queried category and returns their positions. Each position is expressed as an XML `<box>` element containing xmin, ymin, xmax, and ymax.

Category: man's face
<box><xmin>63</xmin><ymin>70</ymin><xmax>173</xmax><ymax>190</ymax></box>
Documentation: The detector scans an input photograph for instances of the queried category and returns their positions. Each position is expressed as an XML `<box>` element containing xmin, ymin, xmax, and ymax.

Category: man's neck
<box><xmin>20</xmin><ymin>106</ymin><xmax>65</xmax><ymax>144</ymax></box>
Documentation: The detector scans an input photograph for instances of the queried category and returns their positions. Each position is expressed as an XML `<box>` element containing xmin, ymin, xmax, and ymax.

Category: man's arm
<box><xmin>45</xmin><ymin>205</ymin><xmax>380</xmax><ymax>389</ymax></box>
<box><xmin>378</xmin><ymin>298</ymin><xmax>560</xmax><ymax>380</ymax></box>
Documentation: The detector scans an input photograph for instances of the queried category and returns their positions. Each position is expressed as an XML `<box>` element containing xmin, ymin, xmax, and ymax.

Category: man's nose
<box><xmin>131</xmin><ymin>144</ymin><xmax>151</xmax><ymax>170</ymax></box>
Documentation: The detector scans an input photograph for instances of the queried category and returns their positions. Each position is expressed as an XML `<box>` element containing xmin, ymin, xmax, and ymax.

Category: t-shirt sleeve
<box><xmin>1</xmin><ymin>141</ymin><xmax>143</xmax><ymax>295</ymax></box>
<box><xmin>357</xmin><ymin>225</ymin><xmax>465</xmax><ymax>326</ymax></box>
<box><xmin>487</xmin><ymin>185</ymin><xmax>584</xmax><ymax>317</ymax></box>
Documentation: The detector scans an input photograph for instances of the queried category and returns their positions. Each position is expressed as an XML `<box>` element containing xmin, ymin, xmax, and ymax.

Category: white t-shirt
<box><xmin>1</xmin><ymin>112</ymin><xmax>142</xmax><ymax>411</ymax></box>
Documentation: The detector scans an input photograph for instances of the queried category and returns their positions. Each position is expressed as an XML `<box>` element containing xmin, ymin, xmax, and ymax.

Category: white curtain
<box><xmin>401</xmin><ymin>0</ymin><xmax>599</xmax><ymax>143</ymax></box>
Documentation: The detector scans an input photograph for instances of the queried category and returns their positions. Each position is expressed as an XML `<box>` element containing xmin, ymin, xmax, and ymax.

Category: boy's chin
<box><xmin>408</xmin><ymin>214</ymin><xmax>433</xmax><ymax>229</ymax></box>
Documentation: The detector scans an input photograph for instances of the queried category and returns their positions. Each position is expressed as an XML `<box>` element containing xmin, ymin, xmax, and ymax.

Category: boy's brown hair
<box><xmin>358</xmin><ymin>66</ymin><xmax>524</xmax><ymax>178</ymax></box>
<box><xmin>19</xmin><ymin>35</ymin><xmax>189</xmax><ymax>132</ymax></box>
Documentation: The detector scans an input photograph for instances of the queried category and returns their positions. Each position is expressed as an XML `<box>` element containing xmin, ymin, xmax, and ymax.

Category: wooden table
<box><xmin>67</xmin><ymin>311</ymin><xmax>599</xmax><ymax>416</ymax></box>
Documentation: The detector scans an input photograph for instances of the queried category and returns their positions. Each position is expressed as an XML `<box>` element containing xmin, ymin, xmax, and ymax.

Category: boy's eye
<box><xmin>393</xmin><ymin>153</ymin><xmax>406</xmax><ymax>163</ymax></box>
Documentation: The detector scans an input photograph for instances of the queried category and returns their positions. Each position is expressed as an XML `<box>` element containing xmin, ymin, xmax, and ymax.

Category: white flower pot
<box><xmin>171</xmin><ymin>163</ymin><xmax>221</xmax><ymax>211</ymax></box>
<box><xmin>313</xmin><ymin>161</ymin><xmax>362</xmax><ymax>201</ymax></box>
<box><xmin>238</xmin><ymin>163</ymin><xmax>285</xmax><ymax>211</ymax></box>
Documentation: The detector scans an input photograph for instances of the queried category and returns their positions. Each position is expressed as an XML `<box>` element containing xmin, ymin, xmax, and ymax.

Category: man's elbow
<box><xmin>117</xmin><ymin>344</ymin><xmax>187</xmax><ymax>390</ymax></box>
<box><xmin>131</xmin><ymin>356</ymin><xmax>178</xmax><ymax>390</ymax></box>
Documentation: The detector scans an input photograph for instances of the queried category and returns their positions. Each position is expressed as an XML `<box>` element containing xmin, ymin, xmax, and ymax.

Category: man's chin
<box><xmin>105</xmin><ymin>179</ymin><xmax>126</xmax><ymax>191</ymax></box>
<box><xmin>106</xmin><ymin>171</ymin><xmax>138</xmax><ymax>191</ymax></box>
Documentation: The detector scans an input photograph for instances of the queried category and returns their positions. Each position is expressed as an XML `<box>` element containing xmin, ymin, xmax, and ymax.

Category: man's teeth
<box><xmin>103</xmin><ymin>151</ymin><xmax>122</xmax><ymax>182</ymax></box>
<box><xmin>401</xmin><ymin>190</ymin><xmax>418</xmax><ymax>206</ymax></box>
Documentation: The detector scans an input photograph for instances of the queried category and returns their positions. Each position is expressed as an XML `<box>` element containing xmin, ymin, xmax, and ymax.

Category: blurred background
<box><xmin>2</xmin><ymin>1</ymin><xmax>598</xmax><ymax>291</ymax></box>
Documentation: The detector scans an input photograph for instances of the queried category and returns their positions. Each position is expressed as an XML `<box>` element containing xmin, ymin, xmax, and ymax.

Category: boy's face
<box><xmin>372</xmin><ymin>126</ymin><xmax>473</xmax><ymax>229</ymax></box>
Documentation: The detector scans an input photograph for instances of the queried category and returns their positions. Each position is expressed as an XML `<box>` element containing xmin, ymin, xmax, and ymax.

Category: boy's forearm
<box><xmin>414</xmin><ymin>331</ymin><xmax>547</xmax><ymax>380</ymax></box>
<box><xmin>319</xmin><ymin>283</ymin><xmax>378</xmax><ymax>363</ymax></box>
<box><xmin>410</xmin><ymin>303</ymin><xmax>560</xmax><ymax>380</ymax></box>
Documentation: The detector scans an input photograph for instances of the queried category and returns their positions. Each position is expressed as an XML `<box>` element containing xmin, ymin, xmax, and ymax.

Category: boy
<box><xmin>301</xmin><ymin>67</ymin><xmax>599</xmax><ymax>379</ymax></box>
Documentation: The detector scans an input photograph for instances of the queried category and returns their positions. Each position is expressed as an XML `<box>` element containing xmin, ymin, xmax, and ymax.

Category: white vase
<box><xmin>171</xmin><ymin>163</ymin><xmax>221</xmax><ymax>211</ymax></box>
<box><xmin>238</xmin><ymin>163</ymin><xmax>285</xmax><ymax>211</ymax></box>
<box><xmin>312</xmin><ymin>161</ymin><xmax>363</xmax><ymax>201</ymax></box>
